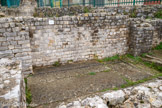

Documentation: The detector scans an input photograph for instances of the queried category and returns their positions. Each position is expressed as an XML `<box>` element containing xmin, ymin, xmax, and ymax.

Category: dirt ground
<box><xmin>27</xmin><ymin>50</ymin><xmax>162</xmax><ymax>108</ymax></box>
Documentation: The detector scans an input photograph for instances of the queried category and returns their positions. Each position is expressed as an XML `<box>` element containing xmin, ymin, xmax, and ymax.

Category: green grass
<box><xmin>83</xmin><ymin>7</ymin><xmax>90</xmax><ymax>13</ymax></box>
<box><xmin>97</xmin><ymin>55</ymin><xmax>120</xmax><ymax>62</ymax></box>
<box><xmin>100</xmin><ymin>73</ymin><xmax>162</xmax><ymax>92</ymax></box>
<box><xmin>89</xmin><ymin>72</ymin><xmax>96</xmax><ymax>75</ymax></box>
<box><xmin>53</xmin><ymin>61</ymin><xmax>62</xmax><ymax>67</ymax></box>
<box><xmin>125</xmin><ymin>54</ymin><xmax>142</xmax><ymax>64</ymax></box>
<box><xmin>99</xmin><ymin>52</ymin><xmax>162</xmax><ymax>92</ymax></box>
<box><xmin>141</xmin><ymin>52</ymin><xmax>153</xmax><ymax>57</ymax></box>
<box><xmin>143</xmin><ymin>62</ymin><xmax>162</xmax><ymax>73</ymax></box>
<box><xmin>146</xmin><ymin>16</ymin><xmax>152</xmax><ymax>20</ymax></box>
<box><xmin>126</xmin><ymin>54</ymin><xmax>162</xmax><ymax>73</ymax></box>
<box><xmin>154</xmin><ymin>42</ymin><xmax>162</xmax><ymax>50</ymax></box>
<box><xmin>103</xmin><ymin>69</ymin><xmax>111</xmax><ymax>72</ymax></box>
<box><xmin>154</xmin><ymin>10</ymin><xmax>162</xmax><ymax>19</ymax></box>
<box><xmin>130</xmin><ymin>7</ymin><xmax>137</xmax><ymax>18</ymax></box>
<box><xmin>100</xmin><ymin>87</ymin><xmax>119</xmax><ymax>92</ymax></box>
<box><xmin>121</xmin><ymin>73</ymin><xmax>162</xmax><ymax>88</ymax></box>
<box><xmin>25</xmin><ymin>78</ymin><xmax>32</xmax><ymax>105</ymax></box>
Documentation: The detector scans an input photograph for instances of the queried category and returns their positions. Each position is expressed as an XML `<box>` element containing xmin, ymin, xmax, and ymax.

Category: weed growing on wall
<box><xmin>55</xmin><ymin>13</ymin><xmax>60</xmax><ymax>17</ymax></box>
<box><xmin>83</xmin><ymin>7</ymin><xmax>90</xmax><ymax>13</ymax></box>
<box><xmin>154</xmin><ymin>10</ymin><xmax>162</xmax><ymax>19</ymax></box>
<box><xmin>33</xmin><ymin>12</ymin><xmax>39</xmax><ymax>17</ymax></box>
<box><xmin>130</xmin><ymin>7</ymin><xmax>137</xmax><ymax>18</ymax></box>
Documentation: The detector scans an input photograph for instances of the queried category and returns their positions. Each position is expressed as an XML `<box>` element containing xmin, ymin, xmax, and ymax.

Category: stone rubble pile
<box><xmin>58</xmin><ymin>79</ymin><xmax>162</xmax><ymax>108</ymax></box>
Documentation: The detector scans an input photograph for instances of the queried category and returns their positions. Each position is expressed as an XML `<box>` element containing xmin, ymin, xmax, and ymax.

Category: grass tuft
<box><xmin>25</xmin><ymin>78</ymin><xmax>32</xmax><ymax>105</ymax></box>
<box><xmin>143</xmin><ymin>62</ymin><xmax>162</xmax><ymax>73</ymax></box>
<box><xmin>103</xmin><ymin>69</ymin><xmax>111</xmax><ymax>72</ymax></box>
<box><xmin>53</xmin><ymin>61</ymin><xmax>62</xmax><ymax>67</ymax></box>
<box><xmin>97</xmin><ymin>55</ymin><xmax>120</xmax><ymax>62</ymax></box>
<box><xmin>154</xmin><ymin>42</ymin><xmax>162</xmax><ymax>50</ymax></box>
<box><xmin>154</xmin><ymin>10</ymin><xmax>162</xmax><ymax>19</ymax></box>
<box><xmin>89</xmin><ymin>72</ymin><xmax>96</xmax><ymax>75</ymax></box>
<box><xmin>121</xmin><ymin>73</ymin><xmax>162</xmax><ymax>88</ymax></box>
<box><xmin>100</xmin><ymin>73</ymin><xmax>162</xmax><ymax>92</ymax></box>
<box><xmin>83</xmin><ymin>7</ymin><xmax>90</xmax><ymax>13</ymax></box>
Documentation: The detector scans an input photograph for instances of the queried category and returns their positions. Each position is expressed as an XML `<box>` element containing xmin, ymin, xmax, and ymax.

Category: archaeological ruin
<box><xmin>0</xmin><ymin>0</ymin><xmax>162</xmax><ymax>108</ymax></box>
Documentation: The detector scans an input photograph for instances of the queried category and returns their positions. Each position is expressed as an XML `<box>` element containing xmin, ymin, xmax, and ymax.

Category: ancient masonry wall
<box><xmin>129</xmin><ymin>19</ymin><xmax>154</xmax><ymax>56</ymax></box>
<box><xmin>34</xmin><ymin>5</ymin><xmax>162</xmax><ymax>18</ymax></box>
<box><xmin>1</xmin><ymin>5</ymin><xmax>162</xmax><ymax>18</ymax></box>
<box><xmin>0</xmin><ymin>16</ymin><xmax>162</xmax><ymax>74</ymax></box>
<box><xmin>151</xmin><ymin>20</ymin><xmax>162</xmax><ymax>47</ymax></box>
<box><xmin>29</xmin><ymin>14</ymin><xmax>129</xmax><ymax>66</ymax></box>
<box><xmin>129</xmin><ymin>18</ymin><xmax>162</xmax><ymax>56</ymax></box>
<box><xmin>0</xmin><ymin>17</ymin><xmax>33</xmax><ymax>74</ymax></box>
<box><xmin>0</xmin><ymin>58</ymin><xmax>26</xmax><ymax>108</ymax></box>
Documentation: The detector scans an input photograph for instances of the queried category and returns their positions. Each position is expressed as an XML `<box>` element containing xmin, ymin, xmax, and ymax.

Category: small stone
<box><xmin>0</xmin><ymin>13</ymin><xmax>5</xmax><ymax>17</ymax></box>
<box><xmin>137</xmin><ymin>103</ymin><xmax>151</xmax><ymax>108</ymax></box>
<box><xmin>159</xmin><ymin>86</ymin><xmax>162</xmax><ymax>91</ymax></box>
<box><xmin>73</xmin><ymin>101</ymin><xmax>81</xmax><ymax>106</ymax></box>
<box><xmin>102</xmin><ymin>90</ymin><xmax>125</xmax><ymax>106</ymax></box>
<box><xmin>59</xmin><ymin>105</ymin><xmax>67</xmax><ymax>108</ymax></box>
<box><xmin>4</xmin><ymin>80</ymin><xmax>10</xmax><ymax>84</ymax></box>
<box><xmin>0</xmin><ymin>84</ymin><xmax>4</xmax><ymax>88</ymax></box>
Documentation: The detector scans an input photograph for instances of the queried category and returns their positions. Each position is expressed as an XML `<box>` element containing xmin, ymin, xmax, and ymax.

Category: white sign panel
<box><xmin>49</xmin><ymin>20</ymin><xmax>54</xmax><ymax>25</ymax></box>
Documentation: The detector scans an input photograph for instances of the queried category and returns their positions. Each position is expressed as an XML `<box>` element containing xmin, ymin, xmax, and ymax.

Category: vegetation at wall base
<box><xmin>100</xmin><ymin>73</ymin><xmax>162</xmax><ymax>92</ymax></box>
<box><xmin>120</xmin><ymin>73</ymin><xmax>162</xmax><ymax>88</ymax></box>
<box><xmin>153</xmin><ymin>42</ymin><xmax>162</xmax><ymax>50</ymax></box>
<box><xmin>53</xmin><ymin>61</ymin><xmax>62</xmax><ymax>67</ymax></box>
<box><xmin>97</xmin><ymin>55</ymin><xmax>120</xmax><ymax>62</ymax></box>
<box><xmin>24</xmin><ymin>78</ymin><xmax>32</xmax><ymax>106</ymax></box>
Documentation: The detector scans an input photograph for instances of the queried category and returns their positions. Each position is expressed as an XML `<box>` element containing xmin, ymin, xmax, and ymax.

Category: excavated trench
<box><xmin>27</xmin><ymin>50</ymin><xmax>162</xmax><ymax>108</ymax></box>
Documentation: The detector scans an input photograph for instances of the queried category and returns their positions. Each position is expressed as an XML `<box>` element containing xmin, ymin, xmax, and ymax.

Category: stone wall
<box><xmin>0</xmin><ymin>15</ymin><xmax>161</xmax><ymax>74</ymax></box>
<box><xmin>129</xmin><ymin>18</ymin><xmax>162</xmax><ymax>56</ymax></box>
<box><xmin>129</xmin><ymin>19</ymin><xmax>154</xmax><ymax>56</ymax></box>
<box><xmin>0</xmin><ymin>58</ymin><xmax>26</xmax><ymax>108</ymax></box>
<box><xmin>0</xmin><ymin>6</ymin><xmax>20</xmax><ymax>17</ymax></box>
<box><xmin>34</xmin><ymin>6</ymin><xmax>92</xmax><ymax>17</ymax></box>
<box><xmin>0</xmin><ymin>17</ymin><xmax>33</xmax><ymax>74</ymax></box>
<box><xmin>29</xmin><ymin>15</ymin><xmax>129</xmax><ymax>66</ymax></box>
<box><xmin>0</xmin><ymin>0</ymin><xmax>35</xmax><ymax>17</ymax></box>
<box><xmin>151</xmin><ymin>19</ymin><xmax>162</xmax><ymax>47</ymax></box>
<box><xmin>1</xmin><ymin>3</ymin><xmax>162</xmax><ymax>18</ymax></box>
<box><xmin>96</xmin><ymin>5</ymin><xmax>162</xmax><ymax>18</ymax></box>
<box><xmin>34</xmin><ymin>5</ymin><xmax>162</xmax><ymax>18</ymax></box>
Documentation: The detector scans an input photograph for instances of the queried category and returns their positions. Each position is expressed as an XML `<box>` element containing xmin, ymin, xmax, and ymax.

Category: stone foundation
<box><xmin>0</xmin><ymin>58</ymin><xmax>26</xmax><ymax>108</ymax></box>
